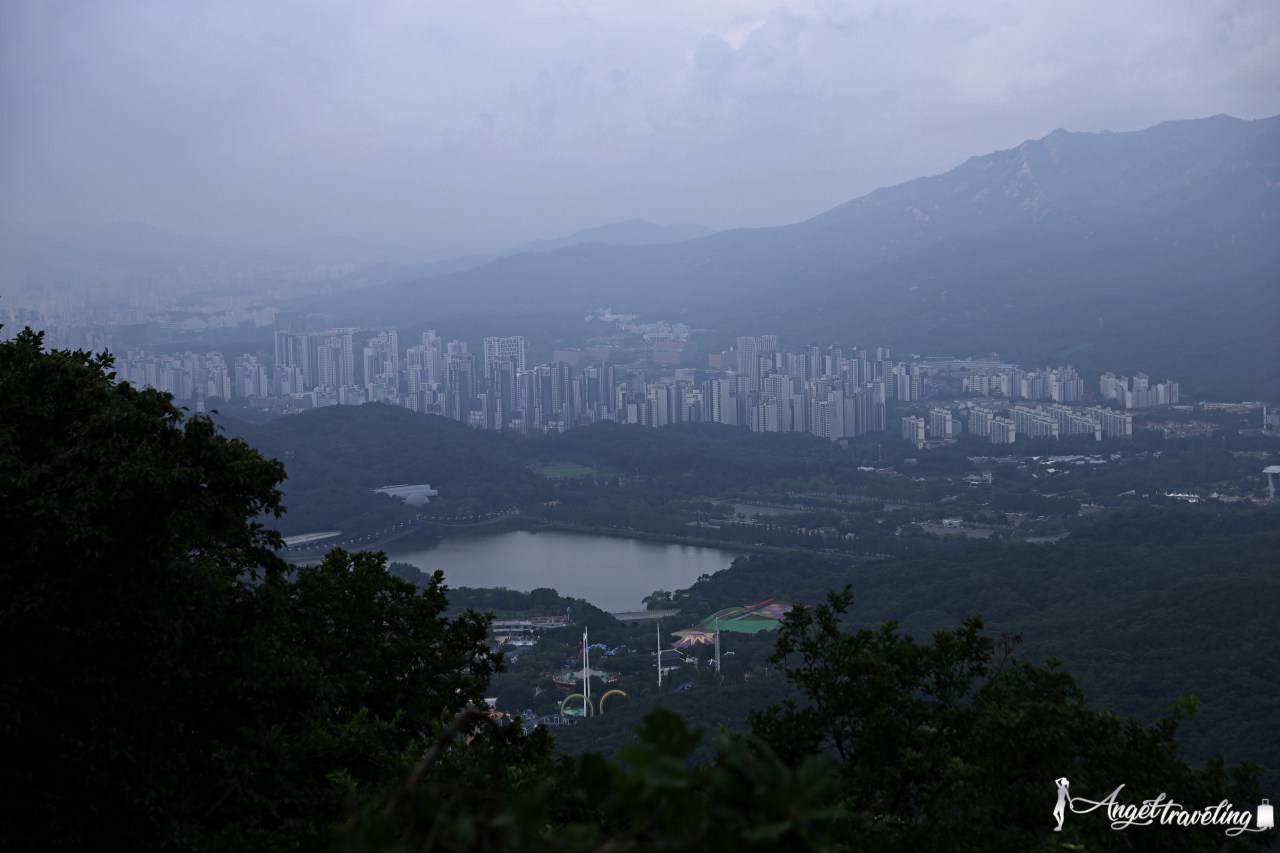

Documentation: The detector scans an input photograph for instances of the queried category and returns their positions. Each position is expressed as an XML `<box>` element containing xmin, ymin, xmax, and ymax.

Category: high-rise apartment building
<box><xmin>902</xmin><ymin>415</ymin><xmax>926</xmax><ymax>448</ymax></box>
<box><xmin>736</xmin><ymin>335</ymin><xmax>778</xmax><ymax>391</ymax></box>
<box><xmin>928</xmin><ymin>407</ymin><xmax>955</xmax><ymax>439</ymax></box>
<box><xmin>483</xmin><ymin>336</ymin><xmax>526</xmax><ymax>376</ymax></box>
<box><xmin>990</xmin><ymin>417</ymin><xmax>1017</xmax><ymax>444</ymax></box>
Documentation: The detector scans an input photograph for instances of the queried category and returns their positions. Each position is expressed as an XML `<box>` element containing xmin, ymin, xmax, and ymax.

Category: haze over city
<box><xmin>3</xmin><ymin>0</ymin><xmax>1278</xmax><ymax>252</ymax></box>
<box><xmin>5</xmin><ymin>2</ymin><xmax>1280</xmax><ymax>849</ymax></box>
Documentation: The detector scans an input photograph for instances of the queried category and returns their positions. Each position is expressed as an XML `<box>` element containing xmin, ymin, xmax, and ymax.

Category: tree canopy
<box><xmin>0</xmin><ymin>330</ymin><xmax>512</xmax><ymax>849</ymax></box>
<box><xmin>751</xmin><ymin>588</ymin><xmax>1267</xmax><ymax>851</ymax></box>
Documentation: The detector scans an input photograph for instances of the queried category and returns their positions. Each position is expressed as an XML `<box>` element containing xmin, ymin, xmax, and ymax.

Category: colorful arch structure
<box><xmin>559</xmin><ymin>692</ymin><xmax>594</xmax><ymax>717</ymax></box>
<box><xmin>598</xmin><ymin>689</ymin><xmax>627</xmax><ymax>714</ymax></box>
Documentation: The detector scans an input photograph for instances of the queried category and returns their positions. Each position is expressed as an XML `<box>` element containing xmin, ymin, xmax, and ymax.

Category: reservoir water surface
<box><xmin>382</xmin><ymin>530</ymin><xmax>741</xmax><ymax>612</ymax></box>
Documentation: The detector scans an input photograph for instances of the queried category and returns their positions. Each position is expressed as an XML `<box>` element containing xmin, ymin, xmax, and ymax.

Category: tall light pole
<box><xmin>714</xmin><ymin>619</ymin><xmax>721</xmax><ymax>674</ymax></box>
<box><xmin>582</xmin><ymin>626</ymin><xmax>590</xmax><ymax>712</ymax></box>
<box><xmin>656</xmin><ymin>622</ymin><xmax>663</xmax><ymax>689</ymax></box>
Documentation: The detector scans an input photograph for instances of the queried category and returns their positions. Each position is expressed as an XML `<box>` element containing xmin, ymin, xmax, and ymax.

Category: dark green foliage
<box><xmin>670</xmin><ymin>506</ymin><xmax>1280</xmax><ymax>791</ymax></box>
<box><xmin>664</xmin><ymin>551</ymin><xmax>857</xmax><ymax>618</ymax></box>
<box><xmin>751</xmin><ymin>588</ymin><xmax>1268</xmax><ymax>851</ymax></box>
<box><xmin>0</xmin><ymin>331</ymin><xmax>508</xmax><ymax>850</ymax></box>
<box><xmin>1</xmin><ymin>328</ymin><xmax>288</xmax><ymax>847</ymax></box>
<box><xmin>549</xmin><ymin>649</ymin><xmax>792</xmax><ymax>761</ymax></box>
<box><xmin>1045</xmin><ymin>443</ymin><xmax>1275</xmax><ymax>499</ymax></box>
<box><xmin>218</xmin><ymin>551</ymin><xmax>502</xmax><ymax>847</ymax></box>
<box><xmin>215</xmin><ymin>403</ymin><xmax>1279</xmax><ymax>793</ymax></box>
<box><xmin>219</xmin><ymin>403</ymin><xmax>547</xmax><ymax>534</ymax></box>
<box><xmin>446</xmin><ymin>585</ymin><xmax>625</xmax><ymax>647</ymax></box>
<box><xmin>347</xmin><ymin>707</ymin><xmax>845</xmax><ymax>852</ymax></box>
<box><xmin>988</xmin><ymin>491</ymin><xmax>1080</xmax><ymax>516</ymax></box>
<box><xmin>345</xmin><ymin>585</ymin><xmax>1270</xmax><ymax>851</ymax></box>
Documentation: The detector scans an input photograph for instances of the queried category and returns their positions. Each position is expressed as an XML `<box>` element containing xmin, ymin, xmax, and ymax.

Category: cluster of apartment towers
<box><xmin>114</xmin><ymin>319</ymin><xmax>1175</xmax><ymax>445</ymax></box>
<box><xmin>258</xmin><ymin>329</ymin><xmax>897</xmax><ymax>438</ymax></box>
<box><xmin>902</xmin><ymin>370</ymin><xmax>1178</xmax><ymax>448</ymax></box>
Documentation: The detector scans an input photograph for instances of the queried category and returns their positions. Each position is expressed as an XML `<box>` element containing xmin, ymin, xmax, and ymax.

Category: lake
<box><xmin>382</xmin><ymin>530</ymin><xmax>742</xmax><ymax>612</ymax></box>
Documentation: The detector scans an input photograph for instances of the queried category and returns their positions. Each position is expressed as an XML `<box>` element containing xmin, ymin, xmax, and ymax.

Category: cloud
<box><xmin>0</xmin><ymin>0</ymin><xmax>1276</xmax><ymax>249</ymax></box>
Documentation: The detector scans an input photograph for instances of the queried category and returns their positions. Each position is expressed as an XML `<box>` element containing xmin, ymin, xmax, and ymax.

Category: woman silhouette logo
<box><xmin>1053</xmin><ymin>777</ymin><xmax>1070</xmax><ymax>831</ymax></box>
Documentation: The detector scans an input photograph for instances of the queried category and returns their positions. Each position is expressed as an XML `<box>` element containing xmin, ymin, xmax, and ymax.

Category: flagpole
<box><xmin>657</xmin><ymin>622</ymin><xmax>662</xmax><ymax>689</ymax></box>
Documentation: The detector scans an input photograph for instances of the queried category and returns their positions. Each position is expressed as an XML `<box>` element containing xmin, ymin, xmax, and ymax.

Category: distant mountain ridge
<box><xmin>514</xmin><ymin>220</ymin><xmax>715</xmax><ymax>253</ymax></box>
<box><xmin>345</xmin><ymin>219</ymin><xmax>719</xmax><ymax>290</ymax></box>
<box><xmin>313</xmin><ymin>114</ymin><xmax>1279</xmax><ymax>400</ymax></box>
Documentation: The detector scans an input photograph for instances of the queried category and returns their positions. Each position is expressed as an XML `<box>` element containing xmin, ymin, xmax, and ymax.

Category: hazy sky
<box><xmin>2</xmin><ymin>1</ymin><xmax>1277</xmax><ymax>252</ymax></box>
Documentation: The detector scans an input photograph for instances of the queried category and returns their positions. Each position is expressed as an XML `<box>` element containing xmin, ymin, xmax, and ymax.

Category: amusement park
<box><xmin>480</xmin><ymin>598</ymin><xmax>795</xmax><ymax>732</ymax></box>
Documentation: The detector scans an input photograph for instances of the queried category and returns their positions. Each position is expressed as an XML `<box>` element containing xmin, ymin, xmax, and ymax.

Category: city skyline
<box><xmin>107</xmin><ymin>321</ymin><xmax>1182</xmax><ymax>449</ymax></box>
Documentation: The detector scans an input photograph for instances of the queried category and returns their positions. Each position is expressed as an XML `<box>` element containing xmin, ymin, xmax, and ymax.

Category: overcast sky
<box><xmin>2</xmin><ymin>1</ymin><xmax>1277</xmax><ymax>252</ymax></box>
